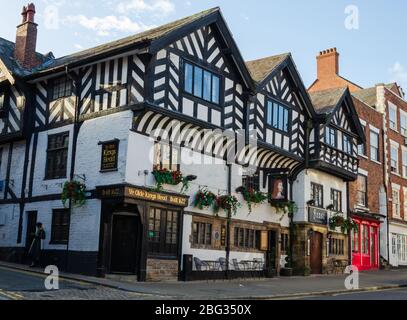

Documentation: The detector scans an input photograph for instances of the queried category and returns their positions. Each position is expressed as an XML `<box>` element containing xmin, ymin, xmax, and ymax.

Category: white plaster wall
<box><xmin>293</xmin><ymin>169</ymin><xmax>347</xmax><ymax>223</ymax></box>
<box><xmin>75</xmin><ymin>111</ymin><xmax>132</xmax><ymax>189</ymax></box>
<box><xmin>0</xmin><ymin>204</ymin><xmax>21</xmax><ymax>247</ymax></box>
<box><xmin>31</xmin><ymin>125</ymin><xmax>74</xmax><ymax>197</ymax></box>
<box><xmin>0</xmin><ymin>143</ymin><xmax>10</xmax><ymax>199</ymax></box>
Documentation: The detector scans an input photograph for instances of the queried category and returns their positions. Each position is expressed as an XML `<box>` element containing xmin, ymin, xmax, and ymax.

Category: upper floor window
<box><xmin>52</xmin><ymin>77</ymin><xmax>73</xmax><ymax>100</ymax></box>
<box><xmin>311</xmin><ymin>183</ymin><xmax>323</xmax><ymax>208</ymax></box>
<box><xmin>242</xmin><ymin>173</ymin><xmax>260</xmax><ymax>191</ymax></box>
<box><xmin>343</xmin><ymin>134</ymin><xmax>353</xmax><ymax>155</ymax></box>
<box><xmin>330</xmin><ymin>189</ymin><xmax>342</xmax><ymax>212</ymax></box>
<box><xmin>358</xmin><ymin>125</ymin><xmax>366</xmax><ymax>156</ymax></box>
<box><xmin>183</xmin><ymin>61</ymin><xmax>220</xmax><ymax>104</ymax></box>
<box><xmin>370</xmin><ymin>131</ymin><xmax>380</xmax><ymax>162</ymax></box>
<box><xmin>391</xmin><ymin>145</ymin><xmax>399</xmax><ymax>174</ymax></box>
<box><xmin>401</xmin><ymin>111</ymin><xmax>407</xmax><ymax>136</ymax></box>
<box><xmin>153</xmin><ymin>142</ymin><xmax>180</xmax><ymax>171</ymax></box>
<box><xmin>403</xmin><ymin>149</ymin><xmax>407</xmax><ymax>178</ymax></box>
<box><xmin>389</xmin><ymin>104</ymin><xmax>398</xmax><ymax>130</ymax></box>
<box><xmin>267</xmin><ymin>100</ymin><xmax>289</xmax><ymax>133</ymax></box>
<box><xmin>325</xmin><ymin>127</ymin><xmax>337</xmax><ymax>147</ymax></box>
<box><xmin>356</xmin><ymin>174</ymin><xmax>367</xmax><ymax>207</ymax></box>
<box><xmin>392</xmin><ymin>188</ymin><xmax>401</xmax><ymax>218</ymax></box>
<box><xmin>46</xmin><ymin>132</ymin><xmax>69</xmax><ymax>180</ymax></box>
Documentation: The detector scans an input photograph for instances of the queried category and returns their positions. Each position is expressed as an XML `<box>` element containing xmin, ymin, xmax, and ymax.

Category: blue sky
<box><xmin>2</xmin><ymin>0</ymin><xmax>407</xmax><ymax>90</ymax></box>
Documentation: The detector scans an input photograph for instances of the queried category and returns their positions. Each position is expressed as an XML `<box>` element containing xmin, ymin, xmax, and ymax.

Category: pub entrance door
<box><xmin>267</xmin><ymin>230</ymin><xmax>278</xmax><ymax>273</ymax></box>
<box><xmin>110</xmin><ymin>214</ymin><xmax>140</xmax><ymax>274</ymax></box>
<box><xmin>310</xmin><ymin>231</ymin><xmax>323</xmax><ymax>274</ymax></box>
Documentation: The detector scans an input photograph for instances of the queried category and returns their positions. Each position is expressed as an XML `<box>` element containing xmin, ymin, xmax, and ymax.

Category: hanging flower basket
<box><xmin>329</xmin><ymin>214</ymin><xmax>358</xmax><ymax>233</ymax></box>
<box><xmin>194</xmin><ymin>189</ymin><xmax>217</xmax><ymax>210</ymax></box>
<box><xmin>214</xmin><ymin>195</ymin><xmax>241</xmax><ymax>216</ymax></box>
<box><xmin>236</xmin><ymin>186</ymin><xmax>268</xmax><ymax>214</ymax></box>
<box><xmin>152</xmin><ymin>166</ymin><xmax>190</xmax><ymax>193</ymax></box>
<box><xmin>62</xmin><ymin>180</ymin><xmax>87</xmax><ymax>208</ymax></box>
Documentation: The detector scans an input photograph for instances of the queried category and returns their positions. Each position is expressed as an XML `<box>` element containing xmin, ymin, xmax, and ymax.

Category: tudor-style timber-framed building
<box><xmin>0</xmin><ymin>4</ymin><xmax>365</xmax><ymax>281</ymax></box>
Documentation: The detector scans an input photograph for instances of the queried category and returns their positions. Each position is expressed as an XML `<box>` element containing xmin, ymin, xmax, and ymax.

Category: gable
<box><xmin>330</xmin><ymin>103</ymin><xmax>352</xmax><ymax>132</ymax></box>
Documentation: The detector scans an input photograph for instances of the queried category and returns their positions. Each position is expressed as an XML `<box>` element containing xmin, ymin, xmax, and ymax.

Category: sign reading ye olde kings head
<box><xmin>100</xmin><ymin>140</ymin><xmax>119</xmax><ymax>172</ymax></box>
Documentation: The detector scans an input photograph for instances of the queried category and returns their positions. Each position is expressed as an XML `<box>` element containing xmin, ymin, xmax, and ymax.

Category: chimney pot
<box><xmin>21</xmin><ymin>6</ymin><xmax>27</xmax><ymax>23</ymax></box>
<box><xmin>26</xmin><ymin>3</ymin><xmax>36</xmax><ymax>23</ymax></box>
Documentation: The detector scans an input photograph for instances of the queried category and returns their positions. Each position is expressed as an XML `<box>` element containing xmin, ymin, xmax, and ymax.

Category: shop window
<box><xmin>370</xmin><ymin>131</ymin><xmax>380</xmax><ymax>162</ymax></box>
<box><xmin>148</xmin><ymin>207</ymin><xmax>179</xmax><ymax>257</ymax></box>
<box><xmin>352</xmin><ymin>226</ymin><xmax>359</xmax><ymax>253</ymax></box>
<box><xmin>329</xmin><ymin>238</ymin><xmax>344</xmax><ymax>255</ymax></box>
<box><xmin>192</xmin><ymin>222</ymin><xmax>212</xmax><ymax>246</ymax></box>
<box><xmin>183</xmin><ymin>61</ymin><xmax>220</xmax><ymax>104</ymax></box>
<box><xmin>50</xmin><ymin>209</ymin><xmax>70</xmax><ymax>244</ymax></box>
<box><xmin>281</xmin><ymin>233</ymin><xmax>289</xmax><ymax>254</ymax></box>
<box><xmin>325</xmin><ymin>126</ymin><xmax>337</xmax><ymax>148</ymax></box>
<box><xmin>153</xmin><ymin>142</ymin><xmax>180</xmax><ymax>171</ymax></box>
<box><xmin>330</xmin><ymin>189</ymin><xmax>342</xmax><ymax>212</ymax></box>
<box><xmin>267</xmin><ymin>100</ymin><xmax>290</xmax><ymax>133</ymax></box>
<box><xmin>310</xmin><ymin>183</ymin><xmax>323</xmax><ymax>208</ymax></box>
<box><xmin>234</xmin><ymin>227</ymin><xmax>260</xmax><ymax>250</ymax></box>
<box><xmin>45</xmin><ymin>132</ymin><xmax>69</xmax><ymax>180</ymax></box>
<box><xmin>362</xmin><ymin>225</ymin><xmax>369</xmax><ymax>255</ymax></box>
<box><xmin>356</xmin><ymin>175</ymin><xmax>367</xmax><ymax>207</ymax></box>
<box><xmin>52</xmin><ymin>76</ymin><xmax>73</xmax><ymax>100</ymax></box>
<box><xmin>242</xmin><ymin>173</ymin><xmax>260</xmax><ymax>191</ymax></box>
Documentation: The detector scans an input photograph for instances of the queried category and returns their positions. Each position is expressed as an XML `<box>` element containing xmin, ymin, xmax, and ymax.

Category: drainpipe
<box><xmin>289</xmin><ymin>178</ymin><xmax>294</xmax><ymax>269</ymax></box>
<box><xmin>346</xmin><ymin>181</ymin><xmax>352</xmax><ymax>265</ymax></box>
<box><xmin>225</xmin><ymin>164</ymin><xmax>232</xmax><ymax>278</ymax></box>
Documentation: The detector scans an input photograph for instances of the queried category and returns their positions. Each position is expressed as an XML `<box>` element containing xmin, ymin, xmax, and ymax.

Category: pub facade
<box><xmin>0</xmin><ymin>5</ymin><xmax>364</xmax><ymax>281</ymax></box>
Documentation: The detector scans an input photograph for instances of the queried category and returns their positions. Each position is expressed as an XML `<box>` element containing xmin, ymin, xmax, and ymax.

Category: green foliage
<box><xmin>62</xmin><ymin>181</ymin><xmax>87</xmax><ymax>208</ymax></box>
<box><xmin>152</xmin><ymin>166</ymin><xmax>190</xmax><ymax>193</ymax></box>
<box><xmin>214</xmin><ymin>195</ymin><xmax>242</xmax><ymax>216</ymax></box>
<box><xmin>194</xmin><ymin>189</ymin><xmax>217</xmax><ymax>210</ymax></box>
<box><xmin>236</xmin><ymin>186</ymin><xmax>268</xmax><ymax>213</ymax></box>
<box><xmin>329</xmin><ymin>214</ymin><xmax>359</xmax><ymax>233</ymax></box>
<box><xmin>270</xmin><ymin>201</ymin><xmax>298</xmax><ymax>221</ymax></box>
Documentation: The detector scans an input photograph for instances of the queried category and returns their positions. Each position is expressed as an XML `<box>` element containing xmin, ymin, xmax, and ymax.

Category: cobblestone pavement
<box><xmin>0</xmin><ymin>267</ymin><xmax>170</xmax><ymax>300</ymax></box>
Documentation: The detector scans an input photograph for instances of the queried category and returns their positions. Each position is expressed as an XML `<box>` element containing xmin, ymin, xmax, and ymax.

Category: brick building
<box><xmin>309</xmin><ymin>48</ymin><xmax>407</xmax><ymax>268</ymax></box>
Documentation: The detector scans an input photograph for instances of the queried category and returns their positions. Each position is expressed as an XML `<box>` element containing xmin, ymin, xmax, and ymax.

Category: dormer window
<box><xmin>325</xmin><ymin>126</ymin><xmax>337</xmax><ymax>147</ymax></box>
<box><xmin>266</xmin><ymin>100</ymin><xmax>289</xmax><ymax>133</ymax></box>
<box><xmin>183</xmin><ymin>61</ymin><xmax>220</xmax><ymax>105</ymax></box>
<box><xmin>52</xmin><ymin>77</ymin><xmax>73</xmax><ymax>100</ymax></box>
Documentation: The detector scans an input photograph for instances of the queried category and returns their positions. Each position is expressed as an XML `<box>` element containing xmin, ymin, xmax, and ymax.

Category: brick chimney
<box><xmin>15</xmin><ymin>3</ymin><xmax>39</xmax><ymax>69</ymax></box>
<box><xmin>316</xmin><ymin>48</ymin><xmax>339</xmax><ymax>80</ymax></box>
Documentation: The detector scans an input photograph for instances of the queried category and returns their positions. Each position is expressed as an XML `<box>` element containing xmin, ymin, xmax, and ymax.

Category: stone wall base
<box><xmin>146</xmin><ymin>258</ymin><xmax>179</xmax><ymax>282</ymax></box>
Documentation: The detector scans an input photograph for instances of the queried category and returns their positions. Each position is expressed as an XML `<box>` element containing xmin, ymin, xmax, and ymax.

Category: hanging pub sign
<box><xmin>269</xmin><ymin>174</ymin><xmax>288</xmax><ymax>202</ymax></box>
<box><xmin>99</xmin><ymin>139</ymin><xmax>119</xmax><ymax>172</ymax></box>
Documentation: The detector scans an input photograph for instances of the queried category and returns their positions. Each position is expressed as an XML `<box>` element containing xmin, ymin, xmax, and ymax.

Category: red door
<box><xmin>352</xmin><ymin>218</ymin><xmax>379</xmax><ymax>270</ymax></box>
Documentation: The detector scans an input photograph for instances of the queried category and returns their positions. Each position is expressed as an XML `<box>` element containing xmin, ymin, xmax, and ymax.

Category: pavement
<box><xmin>1</xmin><ymin>260</ymin><xmax>407</xmax><ymax>300</ymax></box>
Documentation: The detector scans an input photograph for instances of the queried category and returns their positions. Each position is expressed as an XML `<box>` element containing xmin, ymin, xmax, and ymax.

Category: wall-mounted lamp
<box><xmin>326</xmin><ymin>204</ymin><xmax>335</xmax><ymax>211</ymax></box>
<box><xmin>307</xmin><ymin>229</ymin><xmax>314</xmax><ymax>238</ymax></box>
<box><xmin>307</xmin><ymin>199</ymin><xmax>315</xmax><ymax>206</ymax></box>
<box><xmin>186</xmin><ymin>175</ymin><xmax>198</xmax><ymax>182</ymax></box>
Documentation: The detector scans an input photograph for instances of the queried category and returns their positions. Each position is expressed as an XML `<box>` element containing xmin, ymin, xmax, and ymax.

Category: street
<box><xmin>0</xmin><ymin>266</ymin><xmax>154</xmax><ymax>300</ymax></box>
<box><xmin>1</xmin><ymin>264</ymin><xmax>407</xmax><ymax>300</ymax></box>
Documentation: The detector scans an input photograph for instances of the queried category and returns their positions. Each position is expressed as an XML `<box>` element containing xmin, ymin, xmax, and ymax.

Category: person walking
<box><xmin>28</xmin><ymin>222</ymin><xmax>46</xmax><ymax>267</ymax></box>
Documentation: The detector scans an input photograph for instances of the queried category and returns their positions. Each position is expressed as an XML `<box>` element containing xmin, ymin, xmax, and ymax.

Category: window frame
<box><xmin>342</xmin><ymin>133</ymin><xmax>353</xmax><ymax>155</ymax></box>
<box><xmin>369</xmin><ymin>130</ymin><xmax>380</xmax><ymax>162</ymax></box>
<box><xmin>182</xmin><ymin>60</ymin><xmax>221</xmax><ymax>106</ymax></box>
<box><xmin>52</xmin><ymin>76</ymin><xmax>73</xmax><ymax>100</ymax></box>
<box><xmin>50</xmin><ymin>209</ymin><xmax>70</xmax><ymax>245</ymax></box>
<box><xmin>330</xmin><ymin>189</ymin><xmax>342</xmax><ymax>212</ymax></box>
<box><xmin>147</xmin><ymin>207</ymin><xmax>180</xmax><ymax>257</ymax></box>
<box><xmin>389</xmin><ymin>104</ymin><xmax>398</xmax><ymax>131</ymax></box>
<box><xmin>311</xmin><ymin>182</ymin><xmax>324</xmax><ymax>208</ymax></box>
<box><xmin>266</xmin><ymin>100</ymin><xmax>291</xmax><ymax>133</ymax></box>
<box><xmin>400</xmin><ymin>110</ymin><xmax>407</xmax><ymax>136</ymax></box>
<box><xmin>192</xmin><ymin>222</ymin><xmax>213</xmax><ymax>246</ymax></box>
<box><xmin>390</xmin><ymin>144</ymin><xmax>399</xmax><ymax>174</ymax></box>
<box><xmin>233</xmin><ymin>227</ymin><xmax>261</xmax><ymax>250</ymax></box>
<box><xmin>242</xmin><ymin>173</ymin><xmax>260</xmax><ymax>192</ymax></box>
<box><xmin>153</xmin><ymin>141</ymin><xmax>181</xmax><ymax>172</ymax></box>
<box><xmin>325</xmin><ymin>126</ymin><xmax>337</xmax><ymax>148</ymax></box>
<box><xmin>356</xmin><ymin>174</ymin><xmax>368</xmax><ymax>207</ymax></box>
<box><xmin>45</xmin><ymin>131</ymin><xmax>70</xmax><ymax>180</ymax></box>
<box><xmin>358</xmin><ymin>125</ymin><xmax>366</xmax><ymax>156</ymax></box>
<box><xmin>392</xmin><ymin>188</ymin><xmax>401</xmax><ymax>218</ymax></box>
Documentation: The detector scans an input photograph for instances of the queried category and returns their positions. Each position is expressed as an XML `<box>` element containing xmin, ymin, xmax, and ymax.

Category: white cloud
<box><xmin>116</xmin><ymin>0</ymin><xmax>175</xmax><ymax>16</ymax></box>
<box><xmin>65</xmin><ymin>15</ymin><xmax>156</xmax><ymax>36</ymax></box>
<box><xmin>389</xmin><ymin>62</ymin><xmax>407</xmax><ymax>92</ymax></box>
<box><xmin>74</xmin><ymin>44</ymin><xmax>83</xmax><ymax>50</ymax></box>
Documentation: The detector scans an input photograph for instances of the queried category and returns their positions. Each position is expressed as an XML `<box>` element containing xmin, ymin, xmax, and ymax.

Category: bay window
<box><xmin>343</xmin><ymin>134</ymin><xmax>353</xmax><ymax>155</ymax></box>
<box><xmin>267</xmin><ymin>100</ymin><xmax>289</xmax><ymax>133</ymax></box>
<box><xmin>325</xmin><ymin>127</ymin><xmax>337</xmax><ymax>147</ymax></box>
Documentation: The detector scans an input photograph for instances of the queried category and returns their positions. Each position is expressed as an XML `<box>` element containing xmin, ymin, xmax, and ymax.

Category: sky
<box><xmin>1</xmin><ymin>0</ymin><xmax>407</xmax><ymax>90</ymax></box>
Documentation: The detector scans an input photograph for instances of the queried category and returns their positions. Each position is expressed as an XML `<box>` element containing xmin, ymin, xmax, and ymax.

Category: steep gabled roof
<box><xmin>245</xmin><ymin>53</ymin><xmax>290</xmax><ymax>83</ymax></box>
<box><xmin>309</xmin><ymin>87</ymin><xmax>348</xmax><ymax>115</ymax></box>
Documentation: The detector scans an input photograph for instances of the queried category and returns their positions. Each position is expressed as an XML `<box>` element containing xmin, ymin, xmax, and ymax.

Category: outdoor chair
<box><xmin>218</xmin><ymin>257</ymin><xmax>228</xmax><ymax>271</ymax></box>
<box><xmin>194</xmin><ymin>257</ymin><xmax>210</xmax><ymax>271</ymax></box>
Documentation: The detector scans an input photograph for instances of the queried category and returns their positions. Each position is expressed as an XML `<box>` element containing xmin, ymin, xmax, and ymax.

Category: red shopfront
<box><xmin>351</xmin><ymin>216</ymin><xmax>380</xmax><ymax>270</ymax></box>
